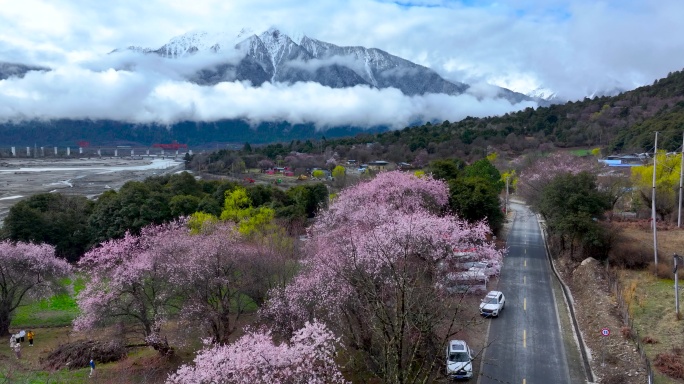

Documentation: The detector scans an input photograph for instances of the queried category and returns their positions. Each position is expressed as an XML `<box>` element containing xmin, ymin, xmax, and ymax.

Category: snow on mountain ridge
<box><xmin>526</xmin><ymin>87</ymin><xmax>557</xmax><ymax>101</ymax></box>
<box><xmin>258</xmin><ymin>29</ymin><xmax>294</xmax><ymax>81</ymax></box>
<box><xmin>115</xmin><ymin>27</ymin><xmax>525</xmax><ymax>103</ymax></box>
<box><xmin>157</xmin><ymin>30</ymin><xmax>244</xmax><ymax>58</ymax></box>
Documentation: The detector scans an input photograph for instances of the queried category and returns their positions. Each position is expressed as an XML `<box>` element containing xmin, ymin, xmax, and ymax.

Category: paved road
<box><xmin>478</xmin><ymin>201</ymin><xmax>572</xmax><ymax>384</ymax></box>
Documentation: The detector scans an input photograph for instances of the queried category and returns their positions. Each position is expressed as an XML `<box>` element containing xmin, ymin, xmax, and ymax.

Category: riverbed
<box><xmin>0</xmin><ymin>157</ymin><xmax>185</xmax><ymax>225</ymax></box>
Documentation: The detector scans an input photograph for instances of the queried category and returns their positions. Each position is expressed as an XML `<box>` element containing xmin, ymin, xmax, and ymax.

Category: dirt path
<box><xmin>556</xmin><ymin>258</ymin><xmax>648</xmax><ymax>383</ymax></box>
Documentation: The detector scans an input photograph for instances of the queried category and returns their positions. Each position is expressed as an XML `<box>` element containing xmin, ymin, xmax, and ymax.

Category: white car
<box><xmin>479</xmin><ymin>290</ymin><xmax>505</xmax><ymax>317</ymax></box>
<box><xmin>463</xmin><ymin>261</ymin><xmax>500</xmax><ymax>277</ymax></box>
<box><xmin>446</xmin><ymin>339</ymin><xmax>474</xmax><ymax>380</ymax></box>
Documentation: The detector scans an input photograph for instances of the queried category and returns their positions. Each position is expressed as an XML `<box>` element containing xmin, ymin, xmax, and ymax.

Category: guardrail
<box><xmin>606</xmin><ymin>270</ymin><xmax>655</xmax><ymax>384</ymax></box>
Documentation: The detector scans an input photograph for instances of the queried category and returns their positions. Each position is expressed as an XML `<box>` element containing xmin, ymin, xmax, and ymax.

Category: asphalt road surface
<box><xmin>478</xmin><ymin>201</ymin><xmax>573</xmax><ymax>384</ymax></box>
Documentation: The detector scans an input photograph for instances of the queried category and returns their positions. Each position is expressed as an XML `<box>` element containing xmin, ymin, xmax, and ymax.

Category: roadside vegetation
<box><xmin>3</xmin><ymin>68</ymin><xmax>684</xmax><ymax>381</ymax></box>
<box><xmin>615</xmin><ymin>227</ymin><xmax>684</xmax><ymax>384</ymax></box>
<box><xmin>0</xmin><ymin>162</ymin><xmax>506</xmax><ymax>382</ymax></box>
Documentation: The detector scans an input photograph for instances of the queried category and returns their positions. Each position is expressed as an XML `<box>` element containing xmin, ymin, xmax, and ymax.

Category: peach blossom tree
<box><xmin>75</xmin><ymin>220</ymin><xmax>299</xmax><ymax>353</ymax></box>
<box><xmin>167</xmin><ymin>320</ymin><xmax>347</xmax><ymax>384</ymax></box>
<box><xmin>517</xmin><ymin>152</ymin><xmax>599</xmax><ymax>207</ymax></box>
<box><xmin>0</xmin><ymin>241</ymin><xmax>72</xmax><ymax>335</ymax></box>
<box><xmin>262</xmin><ymin>171</ymin><xmax>502</xmax><ymax>383</ymax></box>
<box><xmin>74</xmin><ymin>221</ymin><xmax>190</xmax><ymax>355</ymax></box>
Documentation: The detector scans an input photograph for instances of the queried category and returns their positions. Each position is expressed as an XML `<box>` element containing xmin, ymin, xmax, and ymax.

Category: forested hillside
<box><xmin>0</xmin><ymin>118</ymin><xmax>387</xmax><ymax>148</ymax></box>
<box><xmin>6</xmin><ymin>70</ymin><xmax>684</xmax><ymax>155</ymax></box>
<box><xmin>243</xmin><ymin>69</ymin><xmax>684</xmax><ymax>165</ymax></box>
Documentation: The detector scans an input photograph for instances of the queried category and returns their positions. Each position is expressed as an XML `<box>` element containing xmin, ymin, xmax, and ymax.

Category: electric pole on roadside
<box><xmin>678</xmin><ymin>132</ymin><xmax>683</xmax><ymax>228</ymax></box>
<box><xmin>505</xmin><ymin>175</ymin><xmax>510</xmax><ymax>214</ymax></box>
<box><xmin>652</xmin><ymin>132</ymin><xmax>659</xmax><ymax>273</ymax></box>
<box><xmin>674</xmin><ymin>253</ymin><xmax>683</xmax><ymax>319</ymax></box>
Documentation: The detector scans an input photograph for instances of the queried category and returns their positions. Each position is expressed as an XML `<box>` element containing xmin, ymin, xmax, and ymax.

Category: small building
<box><xmin>367</xmin><ymin>160</ymin><xmax>389</xmax><ymax>171</ymax></box>
<box><xmin>598</xmin><ymin>154</ymin><xmax>647</xmax><ymax>167</ymax></box>
<box><xmin>346</xmin><ymin>159</ymin><xmax>357</xmax><ymax>165</ymax></box>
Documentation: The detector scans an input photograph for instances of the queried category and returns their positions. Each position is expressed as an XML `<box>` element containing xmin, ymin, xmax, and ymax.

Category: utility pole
<box><xmin>652</xmin><ymin>132</ymin><xmax>659</xmax><ymax>273</ymax></box>
<box><xmin>505</xmin><ymin>175</ymin><xmax>510</xmax><ymax>214</ymax></box>
<box><xmin>675</xmin><ymin>253</ymin><xmax>683</xmax><ymax>318</ymax></box>
<box><xmin>679</xmin><ymin>132</ymin><xmax>683</xmax><ymax>228</ymax></box>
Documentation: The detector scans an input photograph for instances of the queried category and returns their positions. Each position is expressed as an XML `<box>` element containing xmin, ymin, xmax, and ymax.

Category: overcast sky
<box><xmin>1</xmin><ymin>0</ymin><xmax>683</xmax><ymax>129</ymax></box>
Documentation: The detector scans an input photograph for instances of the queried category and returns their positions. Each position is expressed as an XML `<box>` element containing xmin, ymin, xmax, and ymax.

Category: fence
<box><xmin>607</xmin><ymin>270</ymin><xmax>655</xmax><ymax>383</ymax></box>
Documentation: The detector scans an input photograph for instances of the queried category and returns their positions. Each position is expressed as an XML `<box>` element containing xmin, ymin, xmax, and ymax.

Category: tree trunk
<box><xmin>147</xmin><ymin>332</ymin><xmax>174</xmax><ymax>357</ymax></box>
<box><xmin>0</xmin><ymin>309</ymin><xmax>11</xmax><ymax>336</ymax></box>
<box><xmin>145</xmin><ymin>323</ymin><xmax>174</xmax><ymax>357</ymax></box>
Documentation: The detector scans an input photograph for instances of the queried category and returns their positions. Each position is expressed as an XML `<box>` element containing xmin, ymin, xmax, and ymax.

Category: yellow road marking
<box><xmin>524</xmin><ymin>248</ymin><xmax>527</xmax><ymax>254</ymax></box>
<box><xmin>523</xmin><ymin>380</ymin><xmax>526</xmax><ymax>384</ymax></box>
<box><xmin>524</xmin><ymin>298</ymin><xmax>527</xmax><ymax>311</ymax></box>
<box><xmin>523</xmin><ymin>276</ymin><xmax>526</xmax><ymax>284</ymax></box>
<box><xmin>524</xmin><ymin>259</ymin><xmax>527</xmax><ymax>267</ymax></box>
<box><xmin>523</xmin><ymin>329</ymin><xmax>527</xmax><ymax>348</ymax></box>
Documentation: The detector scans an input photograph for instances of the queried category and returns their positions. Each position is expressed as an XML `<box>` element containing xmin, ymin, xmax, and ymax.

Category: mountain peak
<box><xmin>154</xmin><ymin>29</ymin><xmax>245</xmax><ymax>57</ymax></box>
<box><xmin>114</xmin><ymin>28</ymin><xmax>530</xmax><ymax>104</ymax></box>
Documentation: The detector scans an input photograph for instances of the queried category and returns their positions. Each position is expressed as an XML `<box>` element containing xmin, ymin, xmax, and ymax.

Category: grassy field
<box><xmin>618</xmin><ymin>225</ymin><xmax>684</xmax><ymax>383</ymax></box>
<box><xmin>11</xmin><ymin>277</ymin><xmax>84</xmax><ymax>329</ymax></box>
<box><xmin>568</xmin><ymin>148</ymin><xmax>594</xmax><ymax>156</ymax></box>
<box><xmin>0</xmin><ymin>276</ymin><xmax>200</xmax><ymax>383</ymax></box>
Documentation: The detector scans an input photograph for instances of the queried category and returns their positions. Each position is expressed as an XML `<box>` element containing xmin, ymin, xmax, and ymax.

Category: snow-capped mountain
<box><xmin>122</xmin><ymin>28</ymin><xmax>532</xmax><ymax>103</ymax></box>
<box><xmin>526</xmin><ymin>87</ymin><xmax>557</xmax><ymax>101</ymax></box>
<box><xmin>0</xmin><ymin>62</ymin><xmax>49</xmax><ymax>80</ymax></box>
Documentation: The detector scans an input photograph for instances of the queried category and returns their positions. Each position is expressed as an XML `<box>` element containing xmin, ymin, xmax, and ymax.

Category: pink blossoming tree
<box><xmin>174</xmin><ymin>222</ymin><xmax>297</xmax><ymax>343</ymax></box>
<box><xmin>517</xmin><ymin>152</ymin><xmax>600</xmax><ymax>207</ymax></box>
<box><xmin>0</xmin><ymin>241</ymin><xmax>72</xmax><ymax>335</ymax></box>
<box><xmin>75</xmin><ymin>221</ymin><xmax>190</xmax><ymax>355</ymax></box>
<box><xmin>262</xmin><ymin>171</ymin><xmax>502</xmax><ymax>383</ymax></box>
<box><xmin>167</xmin><ymin>320</ymin><xmax>347</xmax><ymax>384</ymax></box>
<box><xmin>75</xmin><ymin>219</ymin><xmax>300</xmax><ymax>352</ymax></box>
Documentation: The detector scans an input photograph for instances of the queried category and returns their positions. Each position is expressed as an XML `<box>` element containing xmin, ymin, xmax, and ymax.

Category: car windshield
<box><xmin>484</xmin><ymin>297</ymin><xmax>498</xmax><ymax>304</ymax></box>
<box><xmin>449</xmin><ymin>352</ymin><xmax>470</xmax><ymax>363</ymax></box>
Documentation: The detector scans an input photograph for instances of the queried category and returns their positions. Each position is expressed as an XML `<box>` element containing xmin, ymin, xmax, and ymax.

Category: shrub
<box><xmin>603</xmin><ymin>352</ymin><xmax>620</xmax><ymax>365</ymax></box>
<box><xmin>620</xmin><ymin>326</ymin><xmax>633</xmax><ymax>339</ymax></box>
<box><xmin>649</xmin><ymin>260</ymin><xmax>675</xmax><ymax>279</ymax></box>
<box><xmin>603</xmin><ymin>373</ymin><xmax>628</xmax><ymax>384</ymax></box>
<box><xmin>607</xmin><ymin>232</ymin><xmax>651</xmax><ymax>268</ymax></box>
<box><xmin>654</xmin><ymin>351</ymin><xmax>684</xmax><ymax>379</ymax></box>
<box><xmin>42</xmin><ymin>340</ymin><xmax>126</xmax><ymax>370</ymax></box>
<box><xmin>642</xmin><ymin>336</ymin><xmax>659</xmax><ymax>344</ymax></box>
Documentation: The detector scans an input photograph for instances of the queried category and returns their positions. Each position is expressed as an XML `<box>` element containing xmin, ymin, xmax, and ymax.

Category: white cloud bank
<box><xmin>1</xmin><ymin>0</ymin><xmax>683</xmax><ymax>127</ymax></box>
<box><xmin>0</xmin><ymin>61</ymin><xmax>536</xmax><ymax>129</ymax></box>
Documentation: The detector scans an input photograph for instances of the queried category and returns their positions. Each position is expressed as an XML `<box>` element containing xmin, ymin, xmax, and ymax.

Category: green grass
<box><xmin>621</xmin><ymin>270</ymin><xmax>684</xmax><ymax>384</ymax></box>
<box><xmin>3</xmin><ymin>274</ymin><xmax>263</xmax><ymax>382</ymax></box>
<box><xmin>569</xmin><ymin>148</ymin><xmax>593</xmax><ymax>156</ymax></box>
<box><xmin>11</xmin><ymin>276</ymin><xmax>84</xmax><ymax>328</ymax></box>
<box><xmin>0</xmin><ymin>367</ymin><xmax>92</xmax><ymax>384</ymax></box>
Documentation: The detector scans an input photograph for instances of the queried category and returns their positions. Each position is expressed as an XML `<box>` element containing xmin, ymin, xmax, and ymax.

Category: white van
<box><xmin>446</xmin><ymin>339</ymin><xmax>473</xmax><ymax>380</ymax></box>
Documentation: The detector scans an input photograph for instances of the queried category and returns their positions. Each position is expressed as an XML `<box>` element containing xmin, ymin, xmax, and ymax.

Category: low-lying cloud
<box><xmin>0</xmin><ymin>57</ymin><xmax>537</xmax><ymax>129</ymax></box>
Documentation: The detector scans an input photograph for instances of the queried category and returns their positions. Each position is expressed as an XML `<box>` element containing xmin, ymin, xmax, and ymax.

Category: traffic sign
<box><xmin>601</xmin><ymin>328</ymin><xmax>610</xmax><ymax>336</ymax></box>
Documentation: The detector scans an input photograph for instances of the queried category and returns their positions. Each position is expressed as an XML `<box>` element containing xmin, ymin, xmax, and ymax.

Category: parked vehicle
<box><xmin>446</xmin><ymin>339</ymin><xmax>474</xmax><ymax>380</ymax></box>
<box><xmin>445</xmin><ymin>270</ymin><xmax>488</xmax><ymax>294</ymax></box>
<box><xmin>479</xmin><ymin>290</ymin><xmax>505</xmax><ymax>317</ymax></box>
<box><xmin>463</xmin><ymin>261</ymin><xmax>500</xmax><ymax>277</ymax></box>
